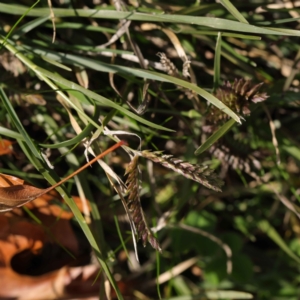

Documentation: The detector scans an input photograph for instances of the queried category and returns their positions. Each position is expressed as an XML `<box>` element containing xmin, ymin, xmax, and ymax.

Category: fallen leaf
<box><xmin>0</xmin><ymin>174</ymin><xmax>45</xmax><ymax>213</ymax></box>
<box><xmin>0</xmin><ymin>139</ymin><xmax>15</xmax><ymax>156</ymax></box>
<box><xmin>0</xmin><ymin>173</ymin><xmax>24</xmax><ymax>186</ymax></box>
<box><xmin>0</xmin><ymin>267</ymin><xmax>66</xmax><ymax>299</ymax></box>
<box><xmin>0</xmin><ymin>214</ymin><xmax>45</xmax><ymax>267</ymax></box>
<box><xmin>0</xmin><ymin>203</ymin><xmax>81</xmax><ymax>298</ymax></box>
<box><xmin>25</xmin><ymin>191</ymin><xmax>90</xmax><ymax>219</ymax></box>
<box><xmin>25</xmin><ymin>190</ymin><xmax>74</xmax><ymax>219</ymax></box>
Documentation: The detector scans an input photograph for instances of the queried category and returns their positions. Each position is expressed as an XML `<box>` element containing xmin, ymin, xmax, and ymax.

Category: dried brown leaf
<box><xmin>0</xmin><ymin>174</ymin><xmax>46</xmax><ymax>213</ymax></box>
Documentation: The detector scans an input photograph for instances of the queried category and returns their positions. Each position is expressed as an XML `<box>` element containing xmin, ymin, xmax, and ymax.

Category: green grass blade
<box><xmin>24</xmin><ymin>207</ymin><xmax>76</xmax><ymax>259</ymax></box>
<box><xmin>114</xmin><ymin>216</ymin><xmax>131</xmax><ymax>264</ymax></box>
<box><xmin>12</xmin><ymin>16</ymin><xmax>49</xmax><ymax>39</ymax></box>
<box><xmin>22</xmin><ymin>44</ymin><xmax>253</xmax><ymax>94</ymax></box>
<box><xmin>0</xmin><ymin>37</ymin><xmax>173</xmax><ymax>132</ymax></box>
<box><xmin>1</xmin><ymin>4</ymin><xmax>300</xmax><ymax>36</ymax></box>
<box><xmin>213</xmin><ymin>32</ymin><xmax>222</xmax><ymax>91</ymax></box>
<box><xmin>41</xmin><ymin>55</ymin><xmax>72</xmax><ymax>71</ymax></box>
<box><xmin>0</xmin><ymin>126</ymin><xmax>23</xmax><ymax>140</ymax></box>
<box><xmin>141</xmin><ymin>71</ymin><xmax>240</xmax><ymax>123</ymax></box>
<box><xmin>39</xmin><ymin>68</ymin><xmax>173</xmax><ymax>131</ymax></box>
<box><xmin>0</xmin><ymin>0</ymin><xmax>40</xmax><ymax>50</ymax></box>
<box><xmin>0</xmin><ymin>88</ymin><xmax>40</xmax><ymax>158</ymax></box>
<box><xmin>156</xmin><ymin>249</ymin><xmax>162</xmax><ymax>300</ymax></box>
<box><xmin>219</xmin><ymin>0</ymin><xmax>248</xmax><ymax>24</ymax></box>
<box><xmin>40</xmin><ymin>105</ymin><xmax>100</xmax><ymax>149</ymax></box>
<box><xmin>0</xmin><ymin>123</ymin><xmax>92</xmax><ymax>149</ymax></box>
<box><xmin>194</xmin><ymin>118</ymin><xmax>236</xmax><ymax>155</ymax></box>
<box><xmin>258</xmin><ymin>220</ymin><xmax>300</xmax><ymax>264</ymax></box>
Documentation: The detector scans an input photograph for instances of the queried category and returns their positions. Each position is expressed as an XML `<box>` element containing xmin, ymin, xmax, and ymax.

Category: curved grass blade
<box><xmin>0</xmin><ymin>126</ymin><xmax>23</xmax><ymax>140</ymax></box>
<box><xmin>12</xmin><ymin>16</ymin><xmax>49</xmax><ymax>39</ymax></box>
<box><xmin>40</xmin><ymin>105</ymin><xmax>100</xmax><ymax>148</ymax></box>
<box><xmin>42</xmin><ymin>55</ymin><xmax>72</xmax><ymax>71</ymax></box>
<box><xmin>1</xmin><ymin>38</ymin><xmax>173</xmax><ymax>133</ymax></box>
<box><xmin>1</xmin><ymin>5</ymin><xmax>300</xmax><ymax>36</ymax></box>
<box><xmin>142</xmin><ymin>71</ymin><xmax>241</xmax><ymax>123</ymax></box>
<box><xmin>195</xmin><ymin>118</ymin><xmax>236</xmax><ymax>155</ymax></box>
<box><xmin>39</xmin><ymin>67</ymin><xmax>173</xmax><ymax>131</ymax></box>
<box><xmin>0</xmin><ymin>124</ymin><xmax>93</xmax><ymax>150</ymax></box>
<box><xmin>219</xmin><ymin>0</ymin><xmax>248</xmax><ymax>24</ymax></box>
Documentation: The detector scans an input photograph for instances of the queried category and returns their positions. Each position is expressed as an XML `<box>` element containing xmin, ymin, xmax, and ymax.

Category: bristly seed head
<box><xmin>140</xmin><ymin>151</ymin><xmax>223</xmax><ymax>192</ymax></box>
<box><xmin>207</xmin><ymin>78</ymin><xmax>269</xmax><ymax>124</ymax></box>
<box><xmin>125</xmin><ymin>155</ymin><xmax>161</xmax><ymax>252</ymax></box>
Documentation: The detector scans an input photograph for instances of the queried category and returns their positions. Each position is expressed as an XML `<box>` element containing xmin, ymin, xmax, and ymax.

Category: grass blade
<box><xmin>0</xmin><ymin>5</ymin><xmax>300</xmax><ymax>36</ymax></box>
<box><xmin>142</xmin><ymin>71</ymin><xmax>241</xmax><ymax>123</ymax></box>
<box><xmin>0</xmin><ymin>88</ymin><xmax>40</xmax><ymax>158</ymax></box>
<box><xmin>195</xmin><ymin>118</ymin><xmax>236</xmax><ymax>155</ymax></box>
<box><xmin>258</xmin><ymin>220</ymin><xmax>300</xmax><ymax>264</ymax></box>
<box><xmin>213</xmin><ymin>32</ymin><xmax>222</xmax><ymax>91</ymax></box>
<box><xmin>219</xmin><ymin>0</ymin><xmax>249</xmax><ymax>24</ymax></box>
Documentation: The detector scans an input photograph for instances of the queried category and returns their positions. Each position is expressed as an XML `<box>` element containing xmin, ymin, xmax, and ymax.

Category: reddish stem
<box><xmin>45</xmin><ymin>140</ymin><xmax>126</xmax><ymax>193</ymax></box>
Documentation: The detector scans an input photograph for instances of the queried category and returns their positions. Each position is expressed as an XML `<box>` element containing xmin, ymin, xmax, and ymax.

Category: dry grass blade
<box><xmin>125</xmin><ymin>155</ymin><xmax>161</xmax><ymax>251</ymax></box>
<box><xmin>263</xmin><ymin>103</ymin><xmax>281</xmax><ymax>165</ymax></box>
<box><xmin>47</xmin><ymin>0</ymin><xmax>56</xmax><ymax>43</ymax></box>
<box><xmin>145</xmin><ymin>256</ymin><xmax>200</xmax><ymax>287</ymax></box>
<box><xmin>140</xmin><ymin>151</ymin><xmax>223</xmax><ymax>192</ymax></box>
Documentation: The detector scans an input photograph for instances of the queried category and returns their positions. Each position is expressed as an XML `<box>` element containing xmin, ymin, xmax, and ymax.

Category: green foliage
<box><xmin>0</xmin><ymin>1</ymin><xmax>300</xmax><ymax>299</ymax></box>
